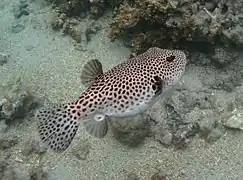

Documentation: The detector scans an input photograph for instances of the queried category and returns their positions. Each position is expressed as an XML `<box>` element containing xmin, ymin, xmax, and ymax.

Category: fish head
<box><xmin>150</xmin><ymin>47</ymin><xmax>187</xmax><ymax>87</ymax></box>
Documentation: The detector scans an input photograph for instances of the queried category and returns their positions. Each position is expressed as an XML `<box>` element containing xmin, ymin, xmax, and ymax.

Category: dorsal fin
<box><xmin>81</xmin><ymin>59</ymin><xmax>103</xmax><ymax>87</ymax></box>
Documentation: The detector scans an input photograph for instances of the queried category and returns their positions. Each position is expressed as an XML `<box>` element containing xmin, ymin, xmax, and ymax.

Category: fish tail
<box><xmin>35</xmin><ymin>103</ymin><xmax>81</xmax><ymax>152</ymax></box>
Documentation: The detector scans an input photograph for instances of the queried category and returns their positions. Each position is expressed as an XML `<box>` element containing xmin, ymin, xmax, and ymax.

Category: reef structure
<box><xmin>109</xmin><ymin>0</ymin><xmax>243</xmax><ymax>54</ymax></box>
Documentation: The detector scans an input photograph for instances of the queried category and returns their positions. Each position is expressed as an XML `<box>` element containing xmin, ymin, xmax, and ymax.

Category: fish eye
<box><xmin>166</xmin><ymin>55</ymin><xmax>175</xmax><ymax>62</ymax></box>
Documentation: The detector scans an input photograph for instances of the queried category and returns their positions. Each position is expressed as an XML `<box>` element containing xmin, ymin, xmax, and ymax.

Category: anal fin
<box><xmin>81</xmin><ymin>59</ymin><xmax>103</xmax><ymax>87</ymax></box>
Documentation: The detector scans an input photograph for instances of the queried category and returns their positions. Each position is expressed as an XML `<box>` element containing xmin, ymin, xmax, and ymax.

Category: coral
<box><xmin>45</xmin><ymin>0</ymin><xmax>107</xmax><ymax>18</ymax></box>
<box><xmin>109</xmin><ymin>4</ymin><xmax>140</xmax><ymax>39</ymax></box>
<box><xmin>44</xmin><ymin>0</ymin><xmax>90</xmax><ymax>17</ymax></box>
<box><xmin>48</xmin><ymin>0</ymin><xmax>105</xmax><ymax>43</ymax></box>
<box><xmin>109</xmin><ymin>0</ymin><xmax>243</xmax><ymax>54</ymax></box>
<box><xmin>51</xmin><ymin>13</ymin><xmax>83</xmax><ymax>43</ymax></box>
<box><xmin>50</xmin><ymin>13</ymin><xmax>101</xmax><ymax>43</ymax></box>
<box><xmin>89</xmin><ymin>0</ymin><xmax>105</xmax><ymax>19</ymax></box>
<box><xmin>58</xmin><ymin>0</ymin><xmax>90</xmax><ymax>17</ymax></box>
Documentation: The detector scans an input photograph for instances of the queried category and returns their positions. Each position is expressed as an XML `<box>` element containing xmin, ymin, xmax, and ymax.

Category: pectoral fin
<box><xmin>82</xmin><ymin>114</ymin><xmax>108</xmax><ymax>138</ymax></box>
<box><xmin>152</xmin><ymin>75</ymin><xmax>165</xmax><ymax>97</ymax></box>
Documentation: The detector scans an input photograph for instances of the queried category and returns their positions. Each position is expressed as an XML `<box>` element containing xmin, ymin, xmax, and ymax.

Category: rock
<box><xmin>71</xmin><ymin>142</ymin><xmax>90</xmax><ymax>160</ymax></box>
<box><xmin>221</xmin><ymin>108</ymin><xmax>243</xmax><ymax>130</ymax></box>
<box><xmin>209</xmin><ymin>68</ymin><xmax>243</xmax><ymax>92</ymax></box>
<box><xmin>206</xmin><ymin>127</ymin><xmax>223</xmax><ymax>143</ymax></box>
<box><xmin>127</xmin><ymin>172</ymin><xmax>139</xmax><ymax>180</ymax></box>
<box><xmin>22</xmin><ymin>139</ymin><xmax>47</xmax><ymax>156</ymax></box>
<box><xmin>29</xmin><ymin>166</ymin><xmax>48</xmax><ymax>180</ymax></box>
<box><xmin>47</xmin><ymin>166</ymin><xmax>72</xmax><ymax>180</ymax></box>
<box><xmin>50</xmin><ymin>13</ymin><xmax>66</xmax><ymax>30</ymax></box>
<box><xmin>211</xmin><ymin>47</ymin><xmax>239</xmax><ymax>68</ymax></box>
<box><xmin>177</xmin><ymin>91</ymin><xmax>216</xmax><ymax>114</ymax></box>
<box><xmin>159</xmin><ymin>131</ymin><xmax>173</xmax><ymax>146</ymax></box>
<box><xmin>55</xmin><ymin>0</ymin><xmax>90</xmax><ymax>17</ymax></box>
<box><xmin>0</xmin><ymin>52</ymin><xmax>9</xmax><ymax>66</ymax></box>
<box><xmin>0</xmin><ymin>120</ymin><xmax>8</xmax><ymax>134</ymax></box>
<box><xmin>52</xmin><ymin>14</ymin><xmax>85</xmax><ymax>43</ymax></box>
<box><xmin>25</xmin><ymin>45</ymin><xmax>34</xmax><ymax>51</ymax></box>
<box><xmin>0</xmin><ymin>135</ymin><xmax>18</xmax><ymax>150</ymax></box>
<box><xmin>109</xmin><ymin>113</ymin><xmax>151</xmax><ymax>147</ymax></box>
<box><xmin>0</xmin><ymin>1</ymin><xmax>5</xmax><ymax>10</ymax></box>
<box><xmin>196</xmin><ymin>111</ymin><xmax>225</xmax><ymax>143</ymax></box>
<box><xmin>67</xmin><ymin>24</ymin><xmax>83</xmax><ymax>43</ymax></box>
<box><xmin>90</xmin><ymin>3</ymin><xmax>105</xmax><ymax>19</ymax></box>
<box><xmin>85</xmin><ymin>22</ymin><xmax>102</xmax><ymax>42</ymax></box>
<box><xmin>0</xmin><ymin>152</ymin><xmax>11</xmax><ymax>179</ymax></box>
<box><xmin>2</xmin><ymin>167</ymin><xmax>29</xmax><ymax>180</ymax></box>
<box><xmin>198</xmin><ymin>112</ymin><xmax>216</xmax><ymax>138</ymax></box>
<box><xmin>12</xmin><ymin>0</ymin><xmax>29</xmax><ymax>19</ymax></box>
<box><xmin>11</xmin><ymin>22</ymin><xmax>25</xmax><ymax>33</ymax></box>
<box><xmin>172</xmin><ymin>122</ymin><xmax>199</xmax><ymax>149</ymax></box>
<box><xmin>189</xmin><ymin>52</ymin><xmax>211</xmax><ymax>66</ymax></box>
<box><xmin>151</xmin><ymin>172</ymin><xmax>167</xmax><ymax>180</ymax></box>
<box><xmin>0</xmin><ymin>78</ymin><xmax>40</xmax><ymax>123</ymax></box>
<box><xmin>154</xmin><ymin>127</ymin><xmax>173</xmax><ymax>147</ymax></box>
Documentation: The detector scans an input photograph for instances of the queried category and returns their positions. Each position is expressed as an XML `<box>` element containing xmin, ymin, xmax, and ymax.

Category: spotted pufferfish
<box><xmin>35</xmin><ymin>47</ymin><xmax>187</xmax><ymax>152</ymax></box>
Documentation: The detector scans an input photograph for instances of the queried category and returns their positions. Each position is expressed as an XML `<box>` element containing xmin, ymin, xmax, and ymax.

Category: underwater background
<box><xmin>0</xmin><ymin>0</ymin><xmax>243</xmax><ymax>179</ymax></box>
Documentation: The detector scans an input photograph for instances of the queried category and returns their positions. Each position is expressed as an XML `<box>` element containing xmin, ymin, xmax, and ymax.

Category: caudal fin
<box><xmin>35</xmin><ymin>104</ymin><xmax>80</xmax><ymax>152</ymax></box>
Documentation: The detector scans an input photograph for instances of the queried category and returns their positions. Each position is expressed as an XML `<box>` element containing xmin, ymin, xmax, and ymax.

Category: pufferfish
<box><xmin>35</xmin><ymin>47</ymin><xmax>187</xmax><ymax>152</ymax></box>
